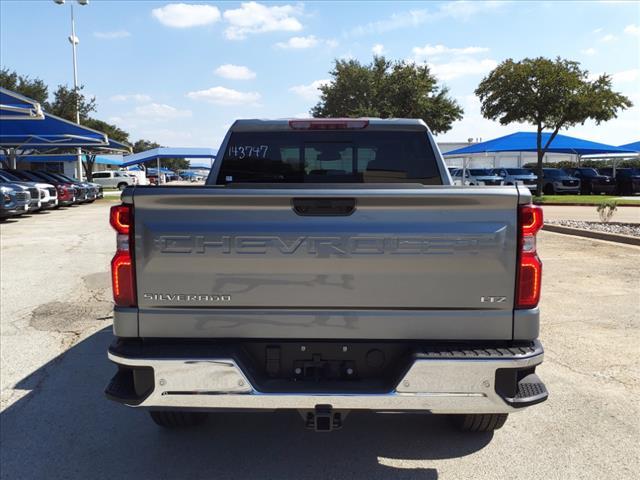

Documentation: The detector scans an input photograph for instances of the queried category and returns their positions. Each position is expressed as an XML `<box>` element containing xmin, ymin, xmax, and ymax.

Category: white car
<box><xmin>91</xmin><ymin>171</ymin><xmax>137</xmax><ymax>190</ymax></box>
<box><xmin>450</xmin><ymin>168</ymin><xmax>504</xmax><ymax>186</ymax></box>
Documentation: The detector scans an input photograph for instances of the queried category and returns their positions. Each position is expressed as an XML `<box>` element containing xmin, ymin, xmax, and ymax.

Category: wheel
<box><xmin>449</xmin><ymin>414</ymin><xmax>508</xmax><ymax>432</ymax></box>
<box><xmin>117</xmin><ymin>182</ymin><xmax>128</xmax><ymax>191</ymax></box>
<box><xmin>149</xmin><ymin>410</ymin><xmax>207</xmax><ymax>428</ymax></box>
<box><xmin>543</xmin><ymin>184</ymin><xmax>555</xmax><ymax>195</ymax></box>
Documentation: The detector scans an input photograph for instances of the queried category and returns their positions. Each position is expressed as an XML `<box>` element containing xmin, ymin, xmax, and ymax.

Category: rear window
<box><xmin>506</xmin><ymin>168</ymin><xmax>532</xmax><ymax>175</ymax></box>
<box><xmin>215</xmin><ymin>131</ymin><xmax>441</xmax><ymax>185</ymax></box>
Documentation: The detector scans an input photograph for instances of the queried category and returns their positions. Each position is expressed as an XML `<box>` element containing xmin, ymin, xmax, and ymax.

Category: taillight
<box><xmin>516</xmin><ymin>204</ymin><xmax>543</xmax><ymax>309</ymax></box>
<box><xmin>288</xmin><ymin>119</ymin><xmax>369</xmax><ymax>130</ymax></box>
<box><xmin>110</xmin><ymin>204</ymin><xmax>136</xmax><ymax>307</ymax></box>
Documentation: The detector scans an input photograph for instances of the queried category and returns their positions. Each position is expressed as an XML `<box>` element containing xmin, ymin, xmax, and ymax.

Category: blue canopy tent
<box><xmin>619</xmin><ymin>141</ymin><xmax>640</xmax><ymax>152</ymax></box>
<box><xmin>0</xmin><ymin>153</ymin><xmax>123</xmax><ymax>165</ymax></box>
<box><xmin>119</xmin><ymin>147</ymin><xmax>216</xmax><ymax>184</ymax></box>
<box><xmin>444</xmin><ymin>132</ymin><xmax>635</xmax><ymax>157</ymax></box>
<box><xmin>120</xmin><ymin>147</ymin><xmax>217</xmax><ymax>167</ymax></box>
<box><xmin>0</xmin><ymin>88</ymin><xmax>44</xmax><ymax>120</ymax></box>
<box><xmin>0</xmin><ymin>112</ymin><xmax>108</xmax><ymax>150</ymax></box>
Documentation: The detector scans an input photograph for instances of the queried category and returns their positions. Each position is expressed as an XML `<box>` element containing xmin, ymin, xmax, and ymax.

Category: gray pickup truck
<box><xmin>105</xmin><ymin>119</ymin><xmax>547</xmax><ymax>433</ymax></box>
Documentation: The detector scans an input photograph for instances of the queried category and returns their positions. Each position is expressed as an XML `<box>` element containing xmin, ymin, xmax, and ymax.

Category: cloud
<box><xmin>624</xmin><ymin>24</ymin><xmax>640</xmax><ymax>36</ymax></box>
<box><xmin>611</xmin><ymin>68</ymin><xmax>640</xmax><ymax>83</ymax></box>
<box><xmin>186</xmin><ymin>86</ymin><xmax>261</xmax><ymax>105</ymax></box>
<box><xmin>349</xmin><ymin>1</ymin><xmax>502</xmax><ymax>36</ymax></box>
<box><xmin>427</xmin><ymin>58</ymin><xmax>498</xmax><ymax>80</ymax></box>
<box><xmin>133</xmin><ymin>103</ymin><xmax>192</xmax><ymax>119</ymax></box>
<box><xmin>110</xmin><ymin>94</ymin><xmax>152</xmax><ymax>103</ymax></box>
<box><xmin>580</xmin><ymin>47</ymin><xmax>597</xmax><ymax>56</ymax></box>
<box><xmin>214</xmin><ymin>64</ymin><xmax>256</xmax><ymax>80</ymax></box>
<box><xmin>437</xmin><ymin>0</ymin><xmax>503</xmax><ymax>20</ymax></box>
<box><xmin>412</xmin><ymin>44</ymin><xmax>489</xmax><ymax>59</ymax></box>
<box><xmin>108</xmin><ymin>102</ymin><xmax>192</xmax><ymax>131</ymax></box>
<box><xmin>600</xmin><ymin>33</ymin><xmax>617</xmax><ymax>42</ymax></box>
<box><xmin>326</xmin><ymin>39</ymin><xmax>339</xmax><ymax>48</ymax></box>
<box><xmin>289</xmin><ymin>79</ymin><xmax>331</xmax><ymax>101</ymax></box>
<box><xmin>223</xmin><ymin>2</ymin><xmax>303</xmax><ymax>40</ymax></box>
<box><xmin>152</xmin><ymin>3</ymin><xmax>221</xmax><ymax>28</ymax></box>
<box><xmin>275</xmin><ymin>35</ymin><xmax>318</xmax><ymax>49</ymax></box>
<box><xmin>93</xmin><ymin>30</ymin><xmax>131</xmax><ymax>39</ymax></box>
<box><xmin>372</xmin><ymin>43</ymin><xmax>385</xmax><ymax>55</ymax></box>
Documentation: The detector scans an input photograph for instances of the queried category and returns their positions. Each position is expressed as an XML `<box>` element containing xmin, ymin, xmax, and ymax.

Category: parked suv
<box><xmin>465</xmin><ymin>168</ymin><xmax>505</xmax><ymax>186</ymax></box>
<box><xmin>599</xmin><ymin>168</ymin><xmax>640</xmax><ymax>195</ymax></box>
<box><xmin>0</xmin><ymin>170</ymin><xmax>58</xmax><ymax>208</ymax></box>
<box><xmin>537</xmin><ymin>168</ymin><xmax>580</xmax><ymax>195</ymax></box>
<box><xmin>564</xmin><ymin>168</ymin><xmax>615</xmax><ymax>195</ymax></box>
<box><xmin>46</xmin><ymin>173</ymin><xmax>97</xmax><ymax>203</ymax></box>
<box><xmin>490</xmin><ymin>168</ymin><xmax>537</xmax><ymax>190</ymax></box>
<box><xmin>449</xmin><ymin>168</ymin><xmax>497</xmax><ymax>186</ymax></box>
<box><xmin>92</xmin><ymin>170</ymin><xmax>136</xmax><ymax>190</ymax></box>
<box><xmin>0</xmin><ymin>173</ymin><xmax>41</xmax><ymax>211</ymax></box>
<box><xmin>24</xmin><ymin>170</ymin><xmax>77</xmax><ymax>206</ymax></box>
<box><xmin>0</xmin><ymin>185</ymin><xmax>28</xmax><ymax>218</ymax></box>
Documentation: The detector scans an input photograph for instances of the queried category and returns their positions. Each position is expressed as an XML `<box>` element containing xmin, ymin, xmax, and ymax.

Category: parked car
<box><xmin>451</xmin><ymin>168</ymin><xmax>504</xmax><ymax>186</ymax></box>
<box><xmin>449</xmin><ymin>168</ymin><xmax>471</xmax><ymax>186</ymax></box>
<box><xmin>490</xmin><ymin>168</ymin><xmax>537</xmax><ymax>190</ymax></box>
<box><xmin>0</xmin><ymin>185</ymin><xmax>29</xmax><ymax>218</ymax></box>
<box><xmin>24</xmin><ymin>170</ymin><xmax>77</xmax><ymax>206</ymax></box>
<box><xmin>536</xmin><ymin>168</ymin><xmax>580</xmax><ymax>195</ymax></box>
<box><xmin>122</xmin><ymin>170</ymin><xmax>148</xmax><ymax>186</ymax></box>
<box><xmin>598</xmin><ymin>168</ymin><xmax>640</xmax><ymax>195</ymax></box>
<box><xmin>0</xmin><ymin>173</ymin><xmax>41</xmax><ymax>211</ymax></box>
<box><xmin>564</xmin><ymin>168</ymin><xmax>615</xmax><ymax>195</ymax></box>
<box><xmin>106</xmin><ymin>118</ymin><xmax>548</xmax><ymax>433</ymax></box>
<box><xmin>91</xmin><ymin>170</ymin><xmax>136</xmax><ymax>190</ymax></box>
<box><xmin>0</xmin><ymin>170</ymin><xmax>58</xmax><ymax>209</ymax></box>
<box><xmin>46</xmin><ymin>173</ymin><xmax>97</xmax><ymax>202</ymax></box>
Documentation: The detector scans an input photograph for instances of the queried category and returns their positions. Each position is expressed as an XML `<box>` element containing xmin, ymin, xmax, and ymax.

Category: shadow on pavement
<box><xmin>0</xmin><ymin>328</ymin><xmax>494</xmax><ymax>480</ymax></box>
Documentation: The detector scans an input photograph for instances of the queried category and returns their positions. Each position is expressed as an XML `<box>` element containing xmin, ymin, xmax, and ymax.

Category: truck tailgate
<box><xmin>131</xmin><ymin>186</ymin><xmax>521</xmax><ymax>339</ymax></box>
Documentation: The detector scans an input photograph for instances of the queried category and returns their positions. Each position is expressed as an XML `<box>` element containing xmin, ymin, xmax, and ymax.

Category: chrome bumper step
<box><xmin>106</xmin><ymin>340</ymin><xmax>546</xmax><ymax>414</ymax></box>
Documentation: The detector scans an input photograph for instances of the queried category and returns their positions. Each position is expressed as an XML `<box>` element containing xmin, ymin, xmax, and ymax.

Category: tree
<box><xmin>475</xmin><ymin>57</ymin><xmax>632</xmax><ymax>195</ymax></box>
<box><xmin>82</xmin><ymin>118</ymin><xmax>130</xmax><ymax>181</ymax></box>
<box><xmin>311</xmin><ymin>56</ymin><xmax>463</xmax><ymax>134</ymax></box>
<box><xmin>133</xmin><ymin>139</ymin><xmax>161</xmax><ymax>153</ymax></box>
<box><xmin>47</xmin><ymin>84</ymin><xmax>96</xmax><ymax>122</ymax></box>
<box><xmin>0</xmin><ymin>68</ymin><xmax>48</xmax><ymax>104</ymax></box>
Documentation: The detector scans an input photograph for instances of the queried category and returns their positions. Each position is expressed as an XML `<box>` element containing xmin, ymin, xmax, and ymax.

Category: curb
<box><xmin>543</xmin><ymin>224</ymin><xmax>640</xmax><ymax>246</ymax></box>
<box><xmin>535</xmin><ymin>202</ymin><xmax>640</xmax><ymax>207</ymax></box>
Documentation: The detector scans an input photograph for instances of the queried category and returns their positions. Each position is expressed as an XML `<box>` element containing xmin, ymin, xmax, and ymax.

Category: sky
<box><xmin>1</xmin><ymin>1</ymin><xmax>639</xmax><ymax>149</ymax></box>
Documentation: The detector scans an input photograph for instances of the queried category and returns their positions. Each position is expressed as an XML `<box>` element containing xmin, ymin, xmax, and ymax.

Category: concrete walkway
<box><xmin>542</xmin><ymin>205</ymin><xmax>640</xmax><ymax>224</ymax></box>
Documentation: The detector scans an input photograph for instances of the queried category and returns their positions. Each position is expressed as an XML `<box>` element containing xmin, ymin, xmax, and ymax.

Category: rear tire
<box><xmin>117</xmin><ymin>182</ymin><xmax>128</xmax><ymax>191</ymax></box>
<box><xmin>149</xmin><ymin>410</ymin><xmax>207</xmax><ymax>428</ymax></box>
<box><xmin>543</xmin><ymin>184</ymin><xmax>555</xmax><ymax>195</ymax></box>
<box><xmin>450</xmin><ymin>413</ymin><xmax>508</xmax><ymax>432</ymax></box>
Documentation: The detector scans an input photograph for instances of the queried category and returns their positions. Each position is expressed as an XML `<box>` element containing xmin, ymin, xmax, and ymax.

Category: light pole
<box><xmin>54</xmin><ymin>0</ymin><xmax>89</xmax><ymax>180</ymax></box>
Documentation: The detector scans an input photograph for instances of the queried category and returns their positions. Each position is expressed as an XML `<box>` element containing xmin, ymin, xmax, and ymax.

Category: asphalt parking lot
<box><xmin>1</xmin><ymin>201</ymin><xmax>639</xmax><ymax>480</ymax></box>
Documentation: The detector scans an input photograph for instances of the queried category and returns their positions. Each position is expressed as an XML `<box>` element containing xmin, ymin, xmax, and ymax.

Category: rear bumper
<box><xmin>106</xmin><ymin>340</ymin><xmax>547</xmax><ymax>414</ymax></box>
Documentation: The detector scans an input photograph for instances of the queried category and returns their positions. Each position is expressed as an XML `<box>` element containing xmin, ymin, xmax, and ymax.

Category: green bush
<box><xmin>596</xmin><ymin>201</ymin><xmax>618</xmax><ymax>222</ymax></box>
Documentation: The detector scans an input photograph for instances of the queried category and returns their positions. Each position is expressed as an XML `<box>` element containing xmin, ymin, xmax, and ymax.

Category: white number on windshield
<box><xmin>228</xmin><ymin>145</ymin><xmax>269</xmax><ymax>159</ymax></box>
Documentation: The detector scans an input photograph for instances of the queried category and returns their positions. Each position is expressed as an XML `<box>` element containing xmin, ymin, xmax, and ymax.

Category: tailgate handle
<box><xmin>292</xmin><ymin>198</ymin><xmax>356</xmax><ymax>216</ymax></box>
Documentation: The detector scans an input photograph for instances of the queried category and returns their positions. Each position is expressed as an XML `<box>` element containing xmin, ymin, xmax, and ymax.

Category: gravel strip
<box><xmin>546</xmin><ymin>220</ymin><xmax>640</xmax><ymax>237</ymax></box>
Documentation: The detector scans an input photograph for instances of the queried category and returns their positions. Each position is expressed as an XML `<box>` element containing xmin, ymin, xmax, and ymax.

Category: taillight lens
<box><xmin>110</xmin><ymin>204</ymin><xmax>136</xmax><ymax>307</ymax></box>
<box><xmin>516</xmin><ymin>204</ymin><xmax>543</xmax><ymax>309</ymax></box>
<box><xmin>110</xmin><ymin>204</ymin><xmax>131</xmax><ymax>234</ymax></box>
